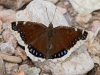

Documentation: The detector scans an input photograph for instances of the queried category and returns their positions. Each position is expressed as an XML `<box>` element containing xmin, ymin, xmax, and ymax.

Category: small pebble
<box><xmin>0</xmin><ymin>9</ymin><xmax>16</xmax><ymax>22</ymax></box>
<box><xmin>5</xmin><ymin>62</ymin><xmax>19</xmax><ymax>75</ymax></box>
<box><xmin>91</xmin><ymin>20</ymin><xmax>100</xmax><ymax>33</ymax></box>
<box><xmin>2</xmin><ymin>29</ymin><xmax>17</xmax><ymax>48</ymax></box>
<box><xmin>57</xmin><ymin>6</ymin><xmax>67</xmax><ymax>14</ymax></box>
<box><xmin>64</xmin><ymin>1</ymin><xmax>70</xmax><ymax>6</ymax></box>
<box><xmin>0</xmin><ymin>52</ymin><xmax>22</xmax><ymax>63</ymax></box>
<box><xmin>0</xmin><ymin>42</ymin><xmax>15</xmax><ymax>55</ymax></box>
<box><xmin>15</xmin><ymin>46</ymin><xmax>27</xmax><ymax>60</ymax></box>
<box><xmin>19</xmin><ymin>64</ymin><xmax>29</xmax><ymax>72</ymax></box>
<box><xmin>75</xmin><ymin>13</ymin><xmax>92</xmax><ymax>24</ymax></box>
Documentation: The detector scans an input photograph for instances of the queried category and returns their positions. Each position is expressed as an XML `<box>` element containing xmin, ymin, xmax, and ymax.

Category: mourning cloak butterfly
<box><xmin>10</xmin><ymin>21</ymin><xmax>88</xmax><ymax>62</ymax></box>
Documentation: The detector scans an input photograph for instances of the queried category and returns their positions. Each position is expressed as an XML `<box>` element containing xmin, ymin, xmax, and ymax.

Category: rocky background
<box><xmin>0</xmin><ymin>0</ymin><xmax>100</xmax><ymax>75</ymax></box>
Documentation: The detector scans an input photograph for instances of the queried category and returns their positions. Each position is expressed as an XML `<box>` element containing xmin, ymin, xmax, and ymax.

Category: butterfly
<box><xmin>10</xmin><ymin>21</ymin><xmax>88</xmax><ymax>62</ymax></box>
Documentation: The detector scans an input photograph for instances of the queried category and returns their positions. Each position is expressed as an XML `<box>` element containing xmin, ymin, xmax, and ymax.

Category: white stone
<box><xmin>16</xmin><ymin>0</ymin><xmax>69</xmax><ymax>27</ymax></box>
<box><xmin>69</xmin><ymin>0</ymin><xmax>100</xmax><ymax>13</ymax></box>
<box><xmin>5</xmin><ymin>62</ymin><xmax>19</xmax><ymax>75</ymax></box>
<box><xmin>15</xmin><ymin>0</ymin><xmax>94</xmax><ymax>75</ymax></box>
<box><xmin>0</xmin><ymin>42</ymin><xmax>15</xmax><ymax>55</ymax></box>
<box><xmin>19</xmin><ymin>64</ymin><xmax>29</xmax><ymax>71</ymax></box>
<box><xmin>62</xmin><ymin>45</ymin><xmax>94</xmax><ymax>75</ymax></box>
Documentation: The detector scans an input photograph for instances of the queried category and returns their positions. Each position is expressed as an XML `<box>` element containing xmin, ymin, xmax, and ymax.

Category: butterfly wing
<box><xmin>11</xmin><ymin>21</ymin><xmax>48</xmax><ymax>57</ymax></box>
<box><xmin>48</xmin><ymin>26</ymin><xmax>88</xmax><ymax>59</ymax></box>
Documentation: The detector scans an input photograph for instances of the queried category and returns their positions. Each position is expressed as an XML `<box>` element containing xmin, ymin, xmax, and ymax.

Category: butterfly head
<box><xmin>48</xmin><ymin>23</ymin><xmax>53</xmax><ymax>28</ymax></box>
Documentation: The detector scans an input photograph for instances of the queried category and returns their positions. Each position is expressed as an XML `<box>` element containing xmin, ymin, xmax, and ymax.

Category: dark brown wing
<box><xmin>11</xmin><ymin>21</ymin><xmax>48</xmax><ymax>57</ymax></box>
<box><xmin>48</xmin><ymin>26</ymin><xmax>88</xmax><ymax>59</ymax></box>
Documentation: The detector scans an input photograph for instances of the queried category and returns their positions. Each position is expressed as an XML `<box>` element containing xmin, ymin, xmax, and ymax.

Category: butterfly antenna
<box><xmin>45</xmin><ymin>7</ymin><xmax>57</xmax><ymax>23</ymax></box>
<box><xmin>45</xmin><ymin>7</ymin><xmax>50</xmax><ymax>23</ymax></box>
<box><xmin>51</xmin><ymin>7</ymin><xmax>57</xmax><ymax>23</ymax></box>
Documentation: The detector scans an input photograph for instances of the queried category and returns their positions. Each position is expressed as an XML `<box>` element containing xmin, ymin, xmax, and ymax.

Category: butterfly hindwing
<box><xmin>47</xmin><ymin>26</ymin><xmax>88</xmax><ymax>59</ymax></box>
<box><xmin>55</xmin><ymin>26</ymin><xmax>88</xmax><ymax>49</ymax></box>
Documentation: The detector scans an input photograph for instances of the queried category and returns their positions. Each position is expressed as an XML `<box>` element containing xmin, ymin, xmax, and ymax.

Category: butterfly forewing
<box><xmin>16</xmin><ymin>21</ymin><xmax>47</xmax><ymax>43</ymax></box>
<box><xmin>46</xmin><ymin>26</ymin><xmax>85</xmax><ymax>59</ymax></box>
<box><xmin>54</xmin><ymin>26</ymin><xmax>87</xmax><ymax>49</ymax></box>
<box><xmin>12</xmin><ymin>21</ymin><xmax>48</xmax><ymax>57</ymax></box>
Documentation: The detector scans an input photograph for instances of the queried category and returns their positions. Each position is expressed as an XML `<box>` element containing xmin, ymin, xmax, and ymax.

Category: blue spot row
<box><xmin>68</xmin><ymin>31</ymin><xmax>88</xmax><ymax>49</ymax></box>
<box><xmin>28</xmin><ymin>44</ymin><xmax>45</xmax><ymax>58</ymax></box>
<box><xmin>50</xmin><ymin>49</ymin><xmax>68</xmax><ymax>59</ymax></box>
<box><xmin>17</xmin><ymin>28</ymin><xmax>26</xmax><ymax>42</ymax></box>
<box><xmin>11</xmin><ymin>22</ymin><xmax>27</xmax><ymax>42</ymax></box>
